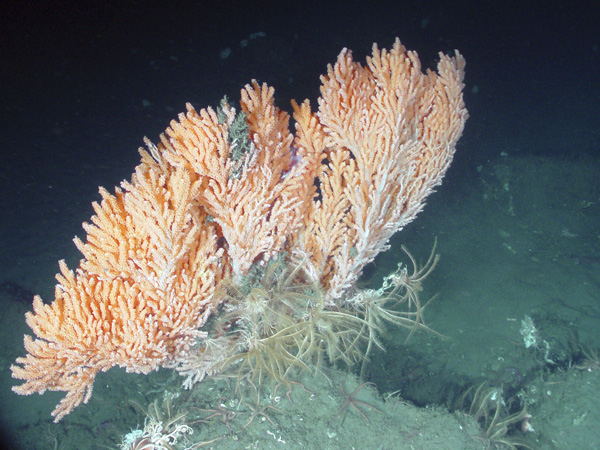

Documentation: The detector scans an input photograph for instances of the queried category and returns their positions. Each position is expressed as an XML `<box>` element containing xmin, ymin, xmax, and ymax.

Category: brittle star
<box><xmin>333</xmin><ymin>381</ymin><xmax>383</xmax><ymax>423</ymax></box>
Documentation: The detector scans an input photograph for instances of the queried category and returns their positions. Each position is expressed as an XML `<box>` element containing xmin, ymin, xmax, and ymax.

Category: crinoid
<box><xmin>122</xmin><ymin>393</ymin><xmax>192</xmax><ymax>450</ymax></box>
<box><xmin>345</xmin><ymin>240</ymin><xmax>442</xmax><ymax>375</ymax></box>
<box><xmin>372</xmin><ymin>239</ymin><xmax>439</xmax><ymax>336</ymax></box>
<box><xmin>207</xmin><ymin>257</ymin><xmax>369</xmax><ymax>398</ymax></box>
<box><xmin>457</xmin><ymin>381</ymin><xmax>535</xmax><ymax>450</ymax></box>
<box><xmin>190</xmin><ymin>242</ymin><xmax>441</xmax><ymax>404</ymax></box>
<box><xmin>389</xmin><ymin>238</ymin><xmax>440</xmax><ymax>330</ymax></box>
<box><xmin>574</xmin><ymin>344</ymin><xmax>600</xmax><ymax>372</ymax></box>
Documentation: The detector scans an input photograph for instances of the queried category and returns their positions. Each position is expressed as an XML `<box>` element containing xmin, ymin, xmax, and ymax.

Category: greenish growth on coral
<box><xmin>227</xmin><ymin>110</ymin><xmax>251</xmax><ymax>162</ymax></box>
<box><xmin>237</xmin><ymin>252</ymin><xmax>288</xmax><ymax>295</ymax></box>
<box><xmin>216</xmin><ymin>95</ymin><xmax>253</xmax><ymax>179</ymax></box>
<box><xmin>216</xmin><ymin>95</ymin><xmax>230</xmax><ymax>124</ymax></box>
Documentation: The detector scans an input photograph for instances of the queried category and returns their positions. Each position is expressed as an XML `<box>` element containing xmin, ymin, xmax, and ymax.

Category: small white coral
<box><xmin>120</xmin><ymin>418</ymin><xmax>192</xmax><ymax>450</ymax></box>
<box><xmin>120</xmin><ymin>429</ymin><xmax>145</xmax><ymax>450</ymax></box>
<box><xmin>519</xmin><ymin>315</ymin><xmax>538</xmax><ymax>349</ymax></box>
